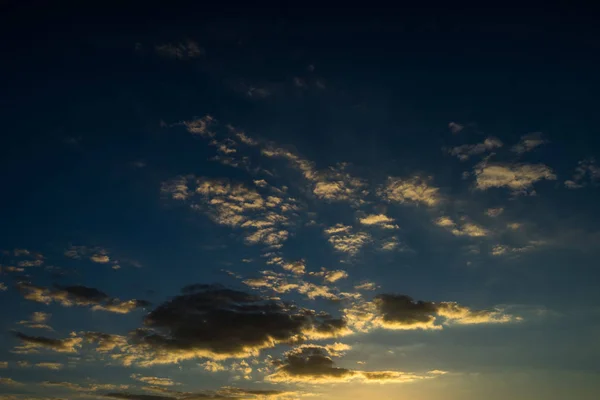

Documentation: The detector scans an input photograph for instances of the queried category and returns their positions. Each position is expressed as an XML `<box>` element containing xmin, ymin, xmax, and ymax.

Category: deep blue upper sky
<box><xmin>1</xmin><ymin>3</ymin><xmax>600</xmax><ymax>400</ymax></box>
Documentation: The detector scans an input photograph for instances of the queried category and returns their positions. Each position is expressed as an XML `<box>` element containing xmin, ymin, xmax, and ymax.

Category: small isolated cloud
<box><xmin>104</xmin><ymin>284</ymin><xmax>348</xmax><ymax>366</ymax></box>
<box><xmin>155</xmin><ymin>40</ymin><xmax>204</xmax><ymax>59</ymax></box>
<box><xmin>35</xmin><ymin>362</ymin><xmax>63</xmax><ymax>370</ymax></box>
<box><xmin>266</xmin><ymin>345</ymin><xmax>444</xmax><ymax>384</ymax></box>
<box><xmin>485</xmin><ymin>207</ymin><xmax>504</xmax><ymax>217</ymax></box>
<box><xmin>345</xmin><ymin>293</ymin><xmax>517</xmax><ymax>332</ymax></box>
<box><xmin>448</xmin><ymin>137</ymin><xmax>503</xmax><ymax>161</ymax></box>
<box><xmin>324</xmin><ymin>224</ymin><xmax>371</xmax><ymax>256</ymax></box>
<box><xmin>359</xmin><ymin>214</ymin><xmax>399</xmax><ymax>229</ymax></box>
<box><xmin>281</xmin><ymin>260</ymin><xmax>306</xmax><ymax>275</ymax></box>
<box><xmin>0</xmin><ymin>282</ymin><xmax>7</xmax><ymax>291</ymax></box>
<box><xmin>183</xmin><ymin>115</ymin><xmax>215</xmax><ymax>138</ymax></box>
<box><xmin>355</xmin><ymin>282</ymin><xmax>377</xmax><ymax>291</ymax></box>
<box><xmin>564</xmin><ymin>158</ymin><xmax>600</xmax><ymax>189</ymax></box>
<box><xmin>0</xmin><ymin>362</ymin><xmax>7</xmax><ymax>368</ymax></box>
<box><xmin>511</xmin><ymin>132</ymin><xmax>546</xmax><ymax>154</ymax></box>
<box><xmin>18</xmin><ymin>311</ymin><xmax>53</xmax><ymax>331</ymax></box>
<box><xmin>448</xmin><ymin>122</ymin><xmax>464</xmax><ymax>134</ymax></box>
<box><xmin>13</xmin><ymin>332</ymin><xmax>82</xmax><ymax>354</ymax></box>
<box><xmin>90</xmin><ymin>254</ymin><xmax>110</xmax><ymax>263</ymax></box>
<box><xmin>323</xmin><ymin>269</ymin><xmax>348</xmax><ymax>283</ymax></box>
<box><xmin>379</xmin><ymin>176</ymin><xmax>441</xmax><ymax>207</ymax></box>
<box><xmin>434</xmin><ymin>217</ymin><xmax>489</xmax><ymax>237</ymax></box>
<box><xmin>199</xmin><ymin>360</ymin><xmax>226</xmax><ymax>372</ymax></box>
<box><xmin>473</xmin><ymin>162</ymin><xmax>556</xmax><ymax>195</ymax></box>
<box><xmin>130</xmin><ymin>374</ymin><xmax>177</xmax><ymax>386</ymax></box>
<box><xmin>17</xmin><ymin>283</ymin><xmax>149</xmax><ymax>314</ymax></box>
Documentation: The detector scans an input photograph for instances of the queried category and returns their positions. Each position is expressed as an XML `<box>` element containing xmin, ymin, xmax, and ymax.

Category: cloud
<box><xmin>106</xmin><ymin>284</ymin><xmax>348</xmax><ymax>366</ymax></box>
<box><xmin>35</xmin><ymin>362</ymin><xmax>63</xmax><ymax>370</ymax></box>
<box><xmin>322</xmin><ymin>269</ymin><xmax>348</xmax><ymax>283</ymax></box>
<box><xmin>434</xmin><ymin>217</ymin><xmax>489</xmax><ymax>237</ymax></box>
<box><xmin>473</xmin><ymin>162</ymin><xmax>556</xmax><ymax>195</ymax></box>
<box><xmin>0</xmin><ymin>377</ymin><xmax>23</xmax><ymax>386</ymax></box>
<box><xmin>358</xmin><ymin>214</ymin><xmax>399</xmax><ymax>229</ymax></box>
<box><xmin>155</xmin><ymin>40</ymin><xmax>204</xmax><ymax>59</ymax></box>
<box><xmin>243</xmin><ymin>270</ymin><xmax>343</xmax><ymax>301</ymax></box>
<box><xmin>0</xmin><ymin>362</ymin><xmax>6</xmax><ymax>368</ymax></box>
<box><xmin>511</xmin><ymin>132</ymin><xmax>546</xmax><ymax>154</ymax></box>
<box><xmin>378</xmin><ymin>176</ymin><xmax>441</xmax><ymax>207</ymax></box>
<box><xmin>131</xmin><ymin>375</ymin><xmax>177</xmax><ymax>386</ymax></box>
<box><xmin>199</xmin><ymin>361</ymin><xmax>226</xmax><ymax>372</ymax></box>
<box><xmin>18</xmin><ymin>312</ymin><xmax>53</xmax><ymax>331</ymax></box>
<box><xmin>0</xmin><ymin>283</ymin><xmax>7</xmax><ymax>291</ymax></box>
<box><xmin>266</xmin><ymin>345</ymin><xmax>445</xmax><ymax>384</ymax></box>
<box><xmin>41</xmin><ymin>380</ymin><xmax>130</xmax><ymax>393</ymax></box>
<box><xmin>162</xmin><ymin>176</ymin><xmax>297</xmax><ymax>248</ymax></box>
<box><xmin>13</xmin><ymin>332</ymin><xmax>82</xmax><ymax>354</ymax></box>
<box><xmin>90</xmin><ymin>254</ymin><xmax>110</xmax><ymax>263</ymax></box>
<box><xmin>324</xmin><ymin>224</ymin><xmax>371</xmax><ymax>255</ymax></box>
<box><xmin>564</xmin><ymin>158</ymin><xmax>600</xmax><ymax>189</ymax></box>
<box><xmin>354</xmin><ymin>282</ymin><xmax>377</xmax><ymax>291</ymax></box>
<box><xmin>448</xmin><ymin>137</ymin><xmax>503</xmax><ymax>161</ymax></box>
<box><xmin>17</xmin><ymin>283</ymin><xmax>149</xmax><ymax>314</ymax></box>
<box><xmin>344</xmin><ymin>293</ymin><xmax>517</xmax><ymax>332</ymax></box>
<box><xmin>104</xmin><ymin>386</ymin><xmax>302</xmax><ymax>400</ymax></box>
<box><xmin>448</xmin><ymin>122</ymin><xmax>464</xmax><ymax>134</ymax></box>
<box><xmin>184</xmin><ymin>115</ymin><xmax>215</xmax><ymax>138</ymax></box>
<box><xmin>485</xmin><ymin>207</ymin><xmax>504</xmax><ymax>217</ymax></box>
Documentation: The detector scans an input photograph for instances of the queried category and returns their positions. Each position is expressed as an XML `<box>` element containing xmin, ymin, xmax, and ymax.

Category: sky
<box><xmin>1</xmin><ymin>3</ymin><xmax>600</xmax><ymax>400</ymax></box>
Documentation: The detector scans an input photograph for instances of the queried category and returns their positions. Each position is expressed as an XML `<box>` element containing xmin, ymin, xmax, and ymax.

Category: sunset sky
<box><xmin>1</xmin><ymin>3</ymin><xmax>600</xmax><ymax>400</ymax></box>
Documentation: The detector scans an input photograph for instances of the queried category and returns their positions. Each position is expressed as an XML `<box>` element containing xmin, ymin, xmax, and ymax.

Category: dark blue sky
<box><xmin>1</xmin><ymin>3</ymin><xmax>600</xmax><ymax>400</ymax></box>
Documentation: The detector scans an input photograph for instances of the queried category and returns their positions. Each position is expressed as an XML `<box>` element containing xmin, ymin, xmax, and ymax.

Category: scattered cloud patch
<box><xmin>359</xmin><ymin>214</ymin><xmax>399</xmax><ymax>229</ymax></box>
<box><xmin>379</xmin><ymin>176</ymin><xmax>441</xmax><ymax>207</ymax></box>
<box><xmin>324</xmin><ymin>224</ymin><xmax>371</xmax><ymax>256</ymax></box>
<box><xmin>447</xmin><ymin>137</ymin><xmax>503</xmax><ymax>161</ymax></box>
<box><xmin>511</xmin><ymin>132</ymin><xmax>546</xmax><ymax>154</ymax></box>
<box><xmin>486</xmin><ymin>207</ymin><xmax>504</xmax><ymax>217</ymax></box>
<box><xmin>564</xmin><ymin>158</ymin><xmax>600</xmax><ymax>189</ymax></box>
<box><xmin>13</xmin><ymin>332</ymin><xmax>82</xmax><ymax>354</ymax></box>
<box><xmin>155</xmin><ymin>40</ymin><xmax>204</xmax><ymax>59</ymax></box>
<box><xmin>473</xmin><ymin>162</ymin><xmax>556</xmax><ymax>195</ymax></box>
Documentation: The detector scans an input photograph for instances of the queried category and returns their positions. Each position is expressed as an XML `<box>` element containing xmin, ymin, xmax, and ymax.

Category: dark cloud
<box><xmin>17</xmin><ymin>282</ymin><xmax>149</xmax><ymax>314</ymax></box>
<box><xmin>374</xmin><ymin>294</ymin><xmax>439</xmax><ymax>328</ymax></box>
<box><xmin>13</xmin><ymin>332</ymin><xmax>82</xmax><ymax>353</ymax></box>
<box><xmin>117</xmin><ymin>284</ymin><xmax>348</xmax><ymax>365</ymax></box>
<box><xmin>267</xmin><ymin>345</ymin><xmax>445</xmax><ymax>384</ymax></box>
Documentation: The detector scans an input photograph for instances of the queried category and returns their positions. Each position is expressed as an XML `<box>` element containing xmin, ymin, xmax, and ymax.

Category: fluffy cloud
<box><xmin>13</xmin><ymin>332</ymin><xmax>82</xmax><ymax>354</ymax></box>
<box><xmin>473</xmin><ymin>162</ymin><xmax>556</xmax><ymax>195</ymax></box>
<box><xmin>564</xmin><ymin>158</ymin><xmax>600</xmax><ymax>189</ymax></box>
<box><xmin>162</xmin><ymin>176</ymin><xmax>297</xmax><ymax>248</ymax></box>
<box><xmin>104</xmin><ymin>284</ymin><xmax>348</xmax><ymax>366</ymax></box>
<box><xmin>511</xmin><ymin>132</ymin><xmax>546</xmax><ymax>154</ymax></box>
<box><xmin>448</xmin><ymin>137</ymin><xmax>503</xmax><ymax>161</ymax></box>
<box><xmin>324</xmin><ymin>224</ymin><xmax>371</xmax><ymax>255</ymax></box>
<box><xmin>358</xmin><ymin>214</ymin><xmax>398</xmax><ymax>229</ymax></box>
<box><xmin>345</xmin><ymin>294</ymin><xmax>517</xmax><ymax>332</ymax></box>
<box><xmin>266</xmin><ymin>345</ymin><xmax>445</xmax><ymax>384</ymax></box>
<box><xmin>17</xmin><ymin>283</ymin><xmax>149</xmax><ymax>314</ymax></box>
<box><xmin>378</xmin><ymin>176</ymin><xmax>441</xmax><ymax>207</ymax></box>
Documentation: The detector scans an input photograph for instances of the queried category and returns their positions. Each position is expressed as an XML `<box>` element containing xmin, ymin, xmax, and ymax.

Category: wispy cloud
<box><xmin>564</xmin><ymin>158</ymin><xmax>600</xmax><ymax>189</ymax></box>
<box><xmin>447</xmin><ymin>137</ymin><xmax>503</xmax><ymax>161</ymax></box>
<box><xmin>511</xmin><ymin>132</ymin><xmax>546</xmax><ymax>154</ymax></box>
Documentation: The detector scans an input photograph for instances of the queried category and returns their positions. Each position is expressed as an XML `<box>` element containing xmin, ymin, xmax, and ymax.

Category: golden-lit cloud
<box><xmin>34</xmin><ymin>362</ymin><xmax>63</xmax><ymax>370</ymax></box>
<box><xmin>13</xmin><ymin>332</ymin><xmax>82</xmax><ymax>354</ymax></box>
<box><xmin>434</xmin><ymin>217</ymin><xmax>489</xmax><ymax>237</ymax></box>
<box><xmin>473</xmin><ymin>162</ymin><xmax>556</xmax><ymax>195</ymax></box>
<box><xmin>130</xmin><ymin>374</ymin><xmax>178</xmax><ymax>386</ymax></box>
<box><xmin>18</xmin><ymin>312</ymin><xmax>53</xmax><ymax>331</ymax></box>
<box><xmin>359</xmin><ymin>214</ymin><xmax>399</xmax><ymax>229</ymax></box>
<box><xmin>324</xmin><ymin>224</ymin><xmax>371</xmax><ymax>255</ymax></box>
<box><xmin>378</xmin><ymin>176</ymin><xmax>441</xmax><ymax>207</ymax></box>
<box><xmin>17</xmin><ymin>283</ymin><xmax>149</xmax><ymax>314</ymax></box>
<box><xmin>344</xmin><ymin>293</ymin><xmax>518</xmax><ymax>333</ymax></box>
<box><xmin>266</xmin><ymin>345</ymin><xmax>446</xmax><ymax>384</ymax></box>
<box><xmin>0</xmin><ymin>377</ymin><xmax>23</xmax><ymax>386</ymax></box>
